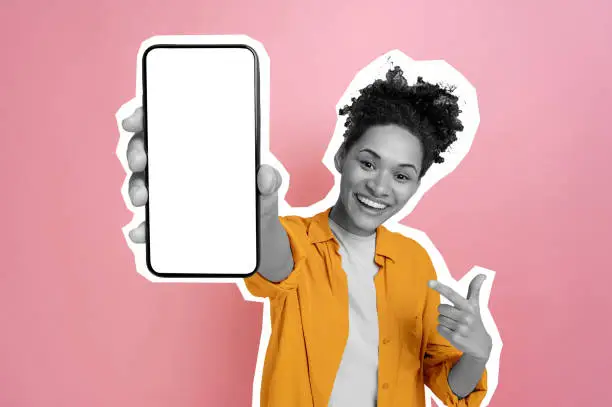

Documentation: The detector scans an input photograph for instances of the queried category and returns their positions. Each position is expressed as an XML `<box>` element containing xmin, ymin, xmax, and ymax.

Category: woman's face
<box><xmin>333</xmin><ymin>124</ymin><xmax>423</xmax><ymax>236</ymax></box>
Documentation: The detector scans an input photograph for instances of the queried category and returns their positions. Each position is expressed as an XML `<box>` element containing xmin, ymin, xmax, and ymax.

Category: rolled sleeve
<box><xmin>423</xmin><ymin>338</ymin><xmax>487</xmax><ymax>407</ymax></box>
<box><xmin>243</xmin><ymin>216</ymin><xmax>309</xmax><ymax>298</ymax></box>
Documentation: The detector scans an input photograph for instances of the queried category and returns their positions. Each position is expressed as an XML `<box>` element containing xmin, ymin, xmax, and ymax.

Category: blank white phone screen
<box><xmin>143</xmin><ymin>45</ymin><xmax>259</xmax><ymax>277</ymax></box>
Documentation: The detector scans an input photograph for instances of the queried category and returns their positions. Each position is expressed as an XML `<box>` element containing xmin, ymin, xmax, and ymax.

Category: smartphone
<box><xmin>142</xmin><ymin>43</ymin><xmax>260</xmax><ymax>278</ymax></box>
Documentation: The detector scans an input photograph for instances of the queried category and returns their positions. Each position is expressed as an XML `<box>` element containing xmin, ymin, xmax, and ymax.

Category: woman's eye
<box><xmin>395</xmin><ymin>173</ymin><xmax>411</xmax><ymax>182</ymax></box>
<box><xmin>360</xmin><ymin>160</ymin><xmax>374</xmax><ymax>170</ymax></box>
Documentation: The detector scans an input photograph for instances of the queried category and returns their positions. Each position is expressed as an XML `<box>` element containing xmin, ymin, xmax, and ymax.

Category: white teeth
<box><xmin>356</xmin><ymin>194</ymin><xmax>388</xmax><ymax>210</ymax></box>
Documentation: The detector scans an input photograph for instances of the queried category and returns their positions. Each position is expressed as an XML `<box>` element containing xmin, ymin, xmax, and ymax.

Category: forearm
<box><xmin>257</xmin><ymin>211</ymin><xmax>294</xmax><ymax>283</ymax></box>
<box><xmin>447</xmin><ymin>353</ymin><xmax>487</xmax><ymax>399</ymax></box>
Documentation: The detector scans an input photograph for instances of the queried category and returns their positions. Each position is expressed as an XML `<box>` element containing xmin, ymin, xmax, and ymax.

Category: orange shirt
<box><xmin>244</xmin><ymin>209</ymin><xmax>487</xmax><ymax>407</ymax></box>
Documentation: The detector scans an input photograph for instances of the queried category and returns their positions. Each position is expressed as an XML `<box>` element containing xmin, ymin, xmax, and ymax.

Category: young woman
<box><xmin>123</xmin><ymin>66</ymin><xmax>492</xmax><ymax>407</ymax></box>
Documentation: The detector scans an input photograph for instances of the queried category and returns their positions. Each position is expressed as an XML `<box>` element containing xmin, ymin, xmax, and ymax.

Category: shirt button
<box><xmin>382</xmin><ymin>383</ymin><xmax>389</xmax><ymax>390</ymax></box>
<box><xmin>382</xmin><ymin>338</ymin><xmax>390</xmax><ymax>344</ymax></box>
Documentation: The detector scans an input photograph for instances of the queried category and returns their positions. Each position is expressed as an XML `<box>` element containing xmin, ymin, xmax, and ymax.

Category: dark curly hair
<box><xmin>338</xmin><ymin>66</ymin><xmax>463</xmax><ymax>178</ymax></box>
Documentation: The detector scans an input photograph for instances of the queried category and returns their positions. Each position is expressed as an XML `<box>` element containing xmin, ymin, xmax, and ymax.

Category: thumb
<box><xmin>257</xmin><ymin>165</ymin><xmax>281</xmax><ymax>217</ymax></box>
<box><xmin>467</xmin><ymin>274</ymin><xmax>486</xmax><ymax>304</ymax></box>
<box><xmin>257</xmin><ymin>164</ymin><xmax>282</xmax><ymax>196</ymax></box>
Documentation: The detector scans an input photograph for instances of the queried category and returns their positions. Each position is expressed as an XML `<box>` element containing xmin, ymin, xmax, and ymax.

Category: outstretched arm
<box><xmin>256</xmin><ymin>165</ymin><xmax>294</xmax><ymax>283</ymax></box>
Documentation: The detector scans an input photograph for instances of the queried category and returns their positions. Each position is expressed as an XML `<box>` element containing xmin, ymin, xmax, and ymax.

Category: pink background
<box><xmin>2</xmin><ymin>0</ymin><xmax>611</xmax><ymax>405</ymax></box>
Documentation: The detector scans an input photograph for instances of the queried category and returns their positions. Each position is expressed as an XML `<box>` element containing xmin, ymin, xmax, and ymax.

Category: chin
<box><xmin>347</xmin><ymin>201</ymin><xmax>392</xmax><ymax>234</ymax></box>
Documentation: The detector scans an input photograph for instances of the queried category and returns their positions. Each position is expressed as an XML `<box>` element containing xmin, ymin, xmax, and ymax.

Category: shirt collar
<box><xmin>307</xmin><ymin>208</ymin><xmax>398</xmax><ymax>262</ymax></box>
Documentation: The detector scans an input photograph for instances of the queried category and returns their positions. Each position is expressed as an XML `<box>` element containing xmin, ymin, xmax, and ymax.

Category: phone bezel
<box><xmin>141</xmin><ymin>43</ymin><xmax>262</xmax><ymax>279</ymax></box>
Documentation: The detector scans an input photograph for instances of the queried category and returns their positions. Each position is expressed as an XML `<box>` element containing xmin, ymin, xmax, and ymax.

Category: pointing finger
<box><xmin>429</xmin><ymin>280</ymin><xmax>470</xmax><ymax>310</ymax></box>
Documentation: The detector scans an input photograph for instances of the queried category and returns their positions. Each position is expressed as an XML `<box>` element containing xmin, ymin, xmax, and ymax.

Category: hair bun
<box><xmin>338</xmin><ymin>66</ymin><xmax>464</xmax><ymax>176</ymax></box>
<box><xmin>385</xmin><ymin>66</ymin><xmax>408</xmax><ymax>88</ymax></box>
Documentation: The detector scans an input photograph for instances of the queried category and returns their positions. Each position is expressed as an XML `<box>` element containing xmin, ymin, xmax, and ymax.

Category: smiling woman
<box><xmin>241</xmin><ymin>66</ymin><xmax>490</xmax><ymax>407</ymax></box>
<box><xmin>121</xmin><ymin>60</ymin><xmax>491</xmax><ymax>407</ymax></box>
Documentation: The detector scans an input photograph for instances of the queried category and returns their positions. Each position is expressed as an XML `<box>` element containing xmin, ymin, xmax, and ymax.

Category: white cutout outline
<box><xmin>115</xmin><ymin>35</ymin><xmax>502</xmax><ymax>407</ymax></box>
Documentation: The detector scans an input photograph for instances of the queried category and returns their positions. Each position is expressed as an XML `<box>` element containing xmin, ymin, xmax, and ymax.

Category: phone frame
<box><xmin>141</xmin><ymin>43</ymin><xmax>261</xmax><ymax>279</ymax></box>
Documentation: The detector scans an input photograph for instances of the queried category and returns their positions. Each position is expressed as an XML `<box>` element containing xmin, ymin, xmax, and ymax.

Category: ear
<box><xmin>334</xmin><ymin>144</ymin><xmax>347</xmax><ymax>173</ymax></box>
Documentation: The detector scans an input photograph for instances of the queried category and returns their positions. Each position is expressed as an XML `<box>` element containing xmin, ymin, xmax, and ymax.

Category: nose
<box><xmin>366</xmin><ymin>172</ymin><xmax>391</xmax><ymax>197</ymax></box>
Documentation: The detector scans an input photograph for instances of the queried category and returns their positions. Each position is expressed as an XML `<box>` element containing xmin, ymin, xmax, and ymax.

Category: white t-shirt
<box><xmin>328</xmin><ymin>218</ymin><xmax>380</xmax><ymax>407</ymax></box>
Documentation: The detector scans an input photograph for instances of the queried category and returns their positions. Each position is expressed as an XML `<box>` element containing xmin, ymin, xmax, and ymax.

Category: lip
<box><xmin>354</xmin><ymin>193</ymin><xmax>391</xmax><ymax>212</ymax></box>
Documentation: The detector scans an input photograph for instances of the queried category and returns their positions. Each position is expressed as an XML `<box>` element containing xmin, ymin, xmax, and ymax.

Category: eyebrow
<box><xmin>358</xmin><ymin>148</ymin><xmax>418</xmax><ymax>171</ymax></box>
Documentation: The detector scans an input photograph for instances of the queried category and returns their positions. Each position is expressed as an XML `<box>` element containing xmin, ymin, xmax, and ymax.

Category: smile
<box><xmin>355</xmin><ymin>193</ymin><xmax>389</xmax><ymax>210</ymax></box>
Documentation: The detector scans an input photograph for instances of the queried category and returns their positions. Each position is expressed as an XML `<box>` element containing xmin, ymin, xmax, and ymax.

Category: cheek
<box><xmin>340</xmin><ymin>165</ymin><xmax>363</xmax><ymax>192</ymax></box>
<box><xmin>338</xmin><ymin>177</ymin><xmax>357</xmax><ymax>209</ymax></box>
<box><xmin>339</xmin><ymin>175</ymin><xmax>353</xmax><ymax>196</ymax></box>
<box><xmin>393</xmin><ymin>184</ymin><xmax>418</xmax><ymax>205</ymax></box>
